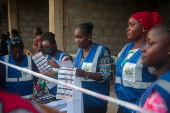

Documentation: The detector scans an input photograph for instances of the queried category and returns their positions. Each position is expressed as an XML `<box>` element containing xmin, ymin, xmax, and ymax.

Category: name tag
<box><xmin>21</xmin><ymin>67</ymin><xmax>31</xmax><ymax>77</ymax></box>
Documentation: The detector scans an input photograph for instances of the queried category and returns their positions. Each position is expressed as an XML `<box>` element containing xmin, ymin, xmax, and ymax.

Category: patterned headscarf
<box><xmin>131</xmin><ymin>12</ymin><xmax>163</xmax><ymax>30</ymax></box>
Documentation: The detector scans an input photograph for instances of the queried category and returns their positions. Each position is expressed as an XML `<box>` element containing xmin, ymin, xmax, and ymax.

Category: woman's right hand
<box><xmin>44</xmin><ymin>70</ymin><xmax>56</xmax><ymax>78</ymax></box>
<box><xmin>76</xmin><ymin>68</ymin><xmax>87</xmax><ymax>77</ymax></box>
<box><xmin>47</xmin><ymin>60</ymin><xmax>60</xmax><ymax>68</ymax></box>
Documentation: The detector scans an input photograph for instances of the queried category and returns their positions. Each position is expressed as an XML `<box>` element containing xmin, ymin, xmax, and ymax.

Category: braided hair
<box><xmin>43</xmin><ymin>32</ymin><xmax>56</xmax><ymax>44</ymax></box>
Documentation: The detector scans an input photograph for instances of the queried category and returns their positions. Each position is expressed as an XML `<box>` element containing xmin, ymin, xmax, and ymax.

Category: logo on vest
<box><xmin>123</xmin><ymin>63</ymin><xmax>136</xmax><ymax>82</ymax></box>
<box><xmin>124</xmin><ymin>67</ymin><xmax>134</xmax><ymax>75</ymax></box>
<box><xmin>82</xmin><ymin>63</ymin><xmax>92</xmax><ymax>72</ymax></box>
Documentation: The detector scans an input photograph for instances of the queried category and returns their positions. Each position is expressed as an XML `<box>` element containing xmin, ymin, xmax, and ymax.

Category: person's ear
<box><xmin>88</xmin><ymin>34</ymin><xmax>92</xmax><ymax>41</ymax></box>
<box><xmin>54</xmin><ymin>44</ymin><xmax>57</xmax><ymax>48</ymax></box>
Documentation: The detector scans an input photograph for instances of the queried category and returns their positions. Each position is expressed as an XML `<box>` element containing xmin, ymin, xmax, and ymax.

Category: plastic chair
<box><xmin>23</xmin><ymin>49</ymin><xmax>33</xmax><ymax>56</ymax></box>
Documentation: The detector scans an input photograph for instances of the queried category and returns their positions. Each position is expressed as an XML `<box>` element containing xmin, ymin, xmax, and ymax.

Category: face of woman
<box><xmin>34</xmin><ymin>29</ymin><xmax>38</xmax><ymax>35</ymax></box>
<box><xmin>74</xmin><ymin>28</ymin><xmax>91</xmax><ymax>49</ymax></box>
<box><xmin>126</xmin><ymin>17</ymin><xmax>144</xmax><ymax>41</ymax></box>
<box><xmin>42</xmin><ymin>40</ymin><xmax>56</xmax><ymax>56</ymax></box>
<box><xmin>141</xmin><ymin>25</ymin><xmax>170</xmax><ymax>68</ymax></box>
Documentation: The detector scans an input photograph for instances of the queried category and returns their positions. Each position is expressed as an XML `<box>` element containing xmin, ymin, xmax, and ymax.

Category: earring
<box><xmin>143</xmin><ymin>29</ymin><xmax>147</xmax><ymax>32</ymax></box>
<box><xmin>89</xmin><ymin>38</ymin><xmax>91</xmax><ymax>41</ymax></box>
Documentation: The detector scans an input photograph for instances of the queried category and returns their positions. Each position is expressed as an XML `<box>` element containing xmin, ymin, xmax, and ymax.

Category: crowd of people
<box><xmin>0</xmin><ymin>11</ymin><xmax>170</xmax><ymax>113</ymax></box>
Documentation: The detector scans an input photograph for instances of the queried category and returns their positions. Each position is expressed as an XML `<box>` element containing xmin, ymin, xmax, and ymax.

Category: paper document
<box><xmin>55</xmin><ymin>60</ymin><xmax>74</xmax><ymax>68</ymax></box>
<box><xmin>56</xmin><ymin>67</ymin><xmax>76</xmax><ymax>101</ymax></box>
<box><xmin>55</xmin><ymin>60</ymin><xmax>84</xmax><ymax>113</ymax></box>
<box><xmin>32</xmin><ymin>52</ymin><xmax>52</xmax><ymax>74</ymax></box>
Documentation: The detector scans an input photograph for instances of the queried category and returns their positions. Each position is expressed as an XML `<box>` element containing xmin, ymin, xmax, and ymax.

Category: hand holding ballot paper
<box><xmin>32</xmin><ymin>52</ymin><xmax>58</xmax><ymax>94</ymax></box>
<box><xmin>55</xmin><ymin>60</ymin><xmax>76</xmax><ymax>101</ymax></box>
<box><xmin>47</xmin><ymin>60</ymin><xmax>61</xmax><ymax>68</ymax></box>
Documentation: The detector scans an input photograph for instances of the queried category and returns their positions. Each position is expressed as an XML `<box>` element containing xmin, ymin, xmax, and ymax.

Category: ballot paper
<box><xmin>56</xmin><ymin>67</ymin><xmax>76</xmax><ymax>101</ymax></box>
<box><xmin>32</xmin><ymin>52</ymin><xmax>52</xmax><ymax>74</ymax></box>
<box><xmin>67</xmin><ymin>76</ymin><xmax>84</xmax><ymax>113</ymax></box>
<box><xmin>55</xmin><ymin>60</ymin><xmax>74</xmax><ymax>68</ymax></box>
<box><xmin>32</xmin><ymin>52</ymin><xmax>56</xmax><ymax>89</ymax></box>
<box><xmin>55</xmin><ymin>60</ymin><xmax>84</xmax><ymax>113</ymax></box>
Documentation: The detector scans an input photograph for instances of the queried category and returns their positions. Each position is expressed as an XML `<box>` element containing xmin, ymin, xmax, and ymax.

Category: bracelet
<box><xmin>84</xmin><ymin>72</ymin><xmax>89</xmax><ymax>80</ymax></box>
<box><xmin>54</xmin><ymin>74</ymin><xmax>58</xmax><ymax>79</ymax></box>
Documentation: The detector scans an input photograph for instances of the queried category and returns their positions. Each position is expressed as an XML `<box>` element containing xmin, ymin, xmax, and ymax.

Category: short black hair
<box><xmin>11</xmin><ymin>29</ymin><xmax>19</xmax><ymax>36</ymax></box>
<box><xmin>159</xmin><ymin>20</ymin><xmax>170</xmax><ymax>35</ymax></box>
<box><xmin>35</xmin><ymin>27</ymin><xmax>43</xmax><ymax>35</ymax></box>
<box><xmin>43</xmin><ymin>32</ymin><xmax>56</xmax><ymax>44</ymax></box>
<box><xmin>77</xmin><ymin>22</ymin><xmax>94</xmax><ymax>35</ymax></box>
<box><xmin>10</xmin><ymin>39</ymin><xmax>24</xmax><ymax>50</ymax></box>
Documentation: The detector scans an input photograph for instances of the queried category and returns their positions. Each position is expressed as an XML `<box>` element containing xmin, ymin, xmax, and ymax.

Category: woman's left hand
<box><xmin>76</xmin><ymin>68</ymin><xmax>87</xmax><ymax>77</ymax></box>
<box><xmin>44</xmin><ymin>70</ymin><xmax>56</xmax><ymax>78</ymax></box>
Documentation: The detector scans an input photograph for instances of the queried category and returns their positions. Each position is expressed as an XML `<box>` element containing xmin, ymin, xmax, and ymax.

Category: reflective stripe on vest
<box><xmin>76</xmin><ymin>49</ymin><xmax>80</xmax><ymax>57</ymax></box>
<box><xmin>116</xmin><ymin>77</ymin><xmax>152</xmax><ymax>89</ymax></box>
<box><xmin>59</xmin><ymin>53</ymin><xmax>65</xmax><ymax>61</ymax></box>
<box><xmin>117</xmin><ymin>44</ymin><xmax>128</xmax><ymax>59</ymax></box>
<box><xmin>156</xmin><ymin>79</ymin><xmax>170</xmax><ymax>94</ymax></box>
<box><xmin>5</xmin><ymin>55</ymin><xmax>8</xmax><ymax>78</ymax></box>
<box><xmin>135</xmin><ymin>57</ymin><xmax>143</xmax><ymax>81</ymax></box>
<box><xmin>82</xmin><ymin>45</ymin><xmax>103</xmax><ymax>82</ymax></box>
<box><xmin>5</xmin><ymin>55</ymin><xmax>32</xmax><ymax>82</ymax></box>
